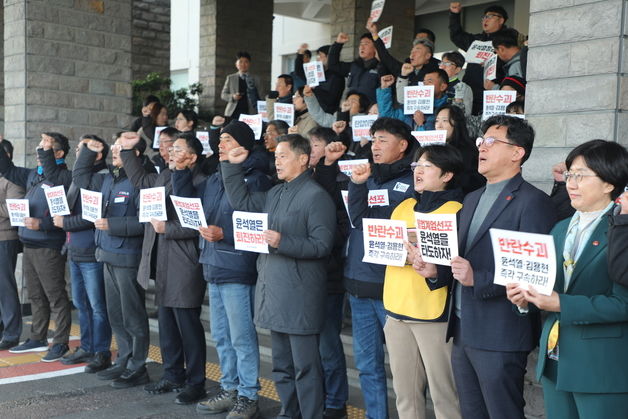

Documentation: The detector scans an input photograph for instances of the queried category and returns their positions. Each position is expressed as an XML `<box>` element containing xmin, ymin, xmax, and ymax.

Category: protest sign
<box><xmin>196</xmin><ymin>131</ymin><xmax>213</xmax><ymax>156</ymax></box>
<box><xmin>411</xmin><ymin>130</ymin><xmax>447</xmax><ymax>146</ymax></box>
<box><xmin>6</xmin><ymin>199</ymin><xmax>29</xmax><ymax>227</ymax></box>
<box><xmin>505</xmin><ymin>113</ymin><xmax>526</xmax><ymax>119</ymax></box>
<box><xmin>378</xmin><ymin>26</ymin><xmax>393</xmax><ymax>49</ymax></box>
<box><xmin>232</xmin><ymin>211</ymin><xmax>269</xmax><ymax>254</ymax></box>
<box><xmin>338</xmin><ymin>159</ymin><xmax>369</xmax><ymax>177</ymax></box>
<box><xmin>303</xmin><ymin>61</ymin><xmax>326</xmax><ymax>87</ymax></box>
<box><xmin>368</xmin><ymin>189</ymin><xmax>389</xmax><ymax>207</ymax></box>
<box><xmin>362</xmin><ymin>218</ymin><xmax>407</xmax><ymax>267</ymax></box>
<box><xmin>415</xmin><ymin>212</ymin><xmax>458</xmax><ymax>266</ymax></box>
<box><xmin>489</xmin><ymin>228</ymin><xmax>557</xmax><ymax>296</ymax></box>
<box><xmin>274</xmin><ymin>103</ymin><xmax>294</xmax><ymax>127</ymax></box>
<box><xmin>139</xmin><ymin>186</ymin><xmax>167</xmax><ymax>222</ymax></box>
<box><xmin>170</xmin><ymin>195</ymin><xmax>207</xmax><ymax>230</ymax></box>
<box><xmin>239</xmin><ymin>113</ymin><xmax>263</xmax><ymax>139</ymax></box>
<box><xmin>370</xmin><ymin>0</ymin><xmax>385</xmax><ymax>21</ymax></box>
<box><xmin>44</xmin><ymin>185</ymin><xmax>70</xmax><ymax>216</ymax></box>
<box><xmin>351</xmin><ymin>114</ymin><xmax>378</xmax><ymax>142</ymax></box>
<box><xmin>465</xmin><ymin>40</ymin><xmax>494</xmax><ymax>64</ymax></box>
<box><xmin>404</xmin><ymin>85</ymin><xmax>434</xmax><ymax>114</ymax></box>
<box><xmin>482</xmin><ymin>90</ymin><xmax>517</xmax><ymax>120</ymax></box>
<box><xmin>315</xmin><ymin>61</ymin><xmax>325</xmax><ymax>83</ymax></box>
<box><xmin>80</xmin><ymin>189</ymin><xmax>102</xmax><ymax>223</ymax></box>
<box><xmin>483</xmin><ymin>54</ymin><xmax>498</xmax><ymax>81</ymax></box>
<box><xmin>257</xmin><ymin>100</ymin><xmax>268</xmax><ymax>122</ymax></box>
<box><xmin>152</xmin><ymin>126</ymin><xmax>167</xmax><ymax>149</ymax></box>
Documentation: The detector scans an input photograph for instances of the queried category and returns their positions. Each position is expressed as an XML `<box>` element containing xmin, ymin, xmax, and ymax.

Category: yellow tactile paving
<box><xmin>0</xmin><ymin>353</ymin><xmax>48</xmax><ymax>365</ymax></box>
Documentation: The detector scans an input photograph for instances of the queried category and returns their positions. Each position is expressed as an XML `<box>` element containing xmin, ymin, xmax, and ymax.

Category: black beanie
<box><xmin>221</xmin><ymin>120</ymin><xmax>255</xmax><ymax>152</ymax></box>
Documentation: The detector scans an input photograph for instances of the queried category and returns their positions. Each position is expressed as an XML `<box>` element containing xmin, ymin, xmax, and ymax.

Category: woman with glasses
<box><xmin>507</xmin><ymin>139</ymin><xmax>628</xmax><ymax>419</ymax></box>
<box><xmin>384</xmin><ymin>144</ymin><xmax>463</xmax><ymax>419</ymax></box>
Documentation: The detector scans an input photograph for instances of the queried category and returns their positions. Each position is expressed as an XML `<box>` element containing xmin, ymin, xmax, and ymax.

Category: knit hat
<box><xmin>500</xmin><ymin>76</ymin><xmax>526</xmax><ymax>96</ymax></box>
<box><xmin>221</xmin><ymin>120</ymin><xmax>255</xmax><ymax>151</ymax></box>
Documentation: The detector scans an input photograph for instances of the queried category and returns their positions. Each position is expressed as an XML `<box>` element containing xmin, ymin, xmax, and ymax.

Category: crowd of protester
<box><xmin>1</xmin><ymin>3</ymin><xmax>627</xmax><ymax>419</ymax></box>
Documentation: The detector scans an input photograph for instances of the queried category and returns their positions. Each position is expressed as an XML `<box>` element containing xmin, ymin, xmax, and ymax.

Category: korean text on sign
<box><xmin>238</xmin><ymin>114</ymin><xmax>263</xmax><ymax>139</ymax></box>
<box><xmin>338</xmin><ymin>159</ymin><xmax>369</xmax><ymax>177</ymax></box>
<box><xmin>232</xmin><ymin>211</ymin><xmax>269</xmax><ymax>254</ymax></box>
<box><xmin>362</xmin><ymin>218</ymin><xmax>408</xmax><ymax>267</ymax></box>
<box><xmin>404</xmin><ymin>85</ymin><xmax>434</xmax><ymax>114</ymax></box>
<box><xmin>139</xmin><ymin>186</ymin><xmax>167</xmax><ymax>222</ymax></box>
<box><xmin>170</xmin><ymin>195</ymin><xmax>207</xmax><ymax>231</ymax></box>
<box><xmin>489</xmin><ymin>228</ymin><xmax>557</xmax><ymax>296</ymax></box>
<box><xmin>274</xmin><ymin>103</ymin><xmax>295</xmax><ymax>127</ymax></box>
<box><xmin>6</xmin><ymin>199</ymin><xmax>29</xmax><ymax>227</ymax></box>
<box><xmin>411</xmin><ymin>130</ymin><xmax>447</xmax><ymax>146</ymax></box>
<box><xmin>44</xmin><ymin>185</ymin><xmax>71</xmax><ymax>216</ymax></box>
<box><xmin>370</xmin><ymin>0</ymin><xmax>385</xmax><ymax>21</ymax></box>
<box><xmin>465</xmin><ymin>40</ymin><xmax>494</xmax><ymax>64</ymax></box>
<box><xmin>153</xmin><ymin>126</ymin><xmax>167</xmax><ymax>149</ymax></box>
<box><xmin>414</xmin><ymin>212</ymin><xmax>458</xmax><ymax>266</ymax></box>
<box><xmin>80</xmin><ymin>189</ymin><xmax>102</xmax><ymax>223</ymax></box>
<box><xmin>197</xmin><ymin>131</ymin><xmax>212</xmax><ymax>156</ymax></box>
<box><xmin>257</xmin><ymin>101</ymin><xmax>268</xmax><ymax>122</ymax></box>
<box><xmin>378</xmin><ymin>26</ymin><xmax>393</xmax><ymax>49</ymax></box>
<box><xmin>351</xmin><ymin>115</ymin><xmax>378</xmax><ymax>142</ymax></box>
<box><xmin>483</xmin><ymin>54</ymin><xmax>498</xmax><ymax>81</ymax></box>
<box><xmin>482</xmin><ymin>90</ymin><xmax>517</xmax><ymax>120</ymax></box>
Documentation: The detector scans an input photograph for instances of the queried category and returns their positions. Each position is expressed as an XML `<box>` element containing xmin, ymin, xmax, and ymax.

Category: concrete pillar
<box><xmin>3</xmin><ymin>0</ymin><xmax>133</xmax><ymax>166</ymax></box>
<box><xmin>524</xmin><ymin>0</ymin><xmax>628</xmax><ymax>191</ymax></box>
<box><xmin>131</xmin><ymin>0</ymin><xmax>171</xmax><ymax>80</ymax></box>
<box><xmin>0</xmin><ymin>5</ymin><xmax>4</xmax><ymax>135</ymax></box>
<box><xmin>331</xmin><ymin>0</ymin><xmax>415</xmax><ymax>63</ymax></box>
<box><xmin>198</xmin><ymin>0</ymin><xmax>273</xmax><ymax>117</ymax></box>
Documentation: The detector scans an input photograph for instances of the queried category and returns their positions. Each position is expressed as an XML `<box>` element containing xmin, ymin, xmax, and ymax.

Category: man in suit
<box><xmin>446</xmin><ymin>115</ymin><xmax>556</xmax><ymax>418</ymax></box>
<box><xmin>221</xmin><ymin>51</ymin><xmax>262</xmax><ymax>120</ymax></box>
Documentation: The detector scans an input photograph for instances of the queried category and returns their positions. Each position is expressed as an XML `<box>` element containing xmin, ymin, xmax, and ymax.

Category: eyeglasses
<box><xmin>475</xmin><ymin>136</ymin><xmax>517</xmax><ymax>148</ymax></box>
<box><xmin>439</xmin><ymin>62</ymin><xmax>456</xmax><ymax>67</ymax></box>
<box><xmin>563</xmin><ymin>171</ymin><xmax>597</xmax><ymax>184</ymax></box>
<box><xmin>411</xmin><ymin>162</ymin><xmax>434</xmax><ymax>170</ymax></box>
<box><xmin>482</xmin><ymin>13</ymin><xmax>502</xmax><ymax>20</ymax></box>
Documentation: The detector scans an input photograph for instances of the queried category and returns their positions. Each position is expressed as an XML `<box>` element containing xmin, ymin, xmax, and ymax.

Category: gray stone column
<box><xmin>524</xmin><ymin>0</ymin><xmax>628</xmax><ymax>191</ymax></box>
<box><xmin>3</xmin><ymin>0</ymin><xmax>133</xmax><ymax>166</ymax></box>
<box><xmin>131</xmin><ymin>0</ymin><xmax>170</xmax><ymax>80</ymax></box>
<box><xmin>198</xmin><ymin>0</ymin><xmax>273</xmax><ymax>117</ymax></box>
<box><xmin>331</xmin><ymin>0</ymin><xmax>415</xmax><ymax>63</ymax></box>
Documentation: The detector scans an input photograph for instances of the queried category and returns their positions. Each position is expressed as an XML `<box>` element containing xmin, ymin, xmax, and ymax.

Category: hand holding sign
<box><xmin>199</xmin><ymin>225</ymin><xmax>224</xmax><ymax>242</ymax></box>
<box><xmin>404</xmin><ymin>241</ymin><xmax>438</xmax><ymax>278</ymax></box>
<box><xmin>521</xmin><ymin>287</ymin><xmax>561</xmax><ymax>312</ymax></box>
<box><xmin>506</xmin><ymin>283</ymin><xmax>529</xmax><ymax>309</ymax></box>
<box><xmin>24</xmin><ymin>217</ymin><xmax>41</xmax><ymax>231</ymax></box>
<box><xmin>351</xmin><ymin>163</ymin><xmax>371</xmax><ymax>184</ymax></box>
<box><xmin>366</xmin><ymin>17</ymin><xmax>378</xmax><ymax>36</ymax></box>
<box><xmin>451</xmin><ymin>256</ymin><xmax>474</xmax><ymax>286</ymax></box>
<box><xmin>53</xmin><ymin>215</ymin><xmax>64</xmax><ymax>228</ymax></box>
<box><xmin>150</xmin><ymin>219</ymin><xmax>166</xmax><ymax>234</ymax></box>
<box><xmin>228</xmin><ymin>146</ymin><xmax>249</xmax><ymax>164</ymax></box>
<box><xmin>264</xmin><ymin>230</ymin><xmax>281</xmax><ymax>248</ymax></box>
<box><xmin>303</xmin><ymin>85</ymin><xmax>314</xmax><ymax>97</ymax></box>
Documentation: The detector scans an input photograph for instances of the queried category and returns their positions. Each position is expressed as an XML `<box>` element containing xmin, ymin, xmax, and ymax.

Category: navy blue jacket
<box><xmin>327</xmin><ymin>41</ymin><xmax>380</xmax><ymax>103</ymax></box>
<box><xmin>446</xmin><ymin>173</ymin><xmax>557</xmax><ymax>352</ymax></box>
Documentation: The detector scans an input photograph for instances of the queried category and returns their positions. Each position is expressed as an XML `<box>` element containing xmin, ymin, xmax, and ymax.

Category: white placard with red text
<box><xmin>482</xmin><ymin>90</ymin><xmax>517</xmax><ymax>120</ymax></box>
<box><xmin>232</xmin><ymin>211</ymin><xmax>269</xmax><ymax>254</ymax></box>
<box><xmin>152</xmin><ymin>126</ymin><xmax>167</xmax><ymax>149</ymax></box>
<box><xmin>139</xmin><ymin>186</ymin><xmax>167</xmax><ymax>222</ymax></box>
<box><xmin>370</xmin><ymin>0</ymin><xmax>385</xmax><ymax>21</ymax></box>
<box><xmin>303</xmin><ymin>61</ymin><xmax>326</xmax><ymax>87</ymax></box>
<box><xmin>6</xmin><ymin>199</ymin><xmax>29</xmax><ymax>227</ymax></box>
<box><xmin>338</xmin><ymin>159</ymin><xmax>369</xmax><ymax>177</ymax></box>
<box><xmin>197</xmin><ymin>131</ymin><xmax>213</xmax><ymax>156</ymax></box>
<box><xmin>274</xmin><ymin>103</ymin><xmax>295</xmax><ymax>127</ymax></box>
<box><xmin>378</xmin><ymin>26</ymin><xmax>393</xmax><ymax>49</ymax></box>
<box><xmin>80</xmin><ymin>189</ymin><xmax>102</xmax><ymax>223</ymax></box>
<box><xmin>489</xmin><ymin>228</ymin><xmax>557</xmax><ymax>296</ymax></box>
<box><xmin>415</xmin><ymin>212</ymin><xmax>458</xmax><ymax>266</ymax></box>
<box><xmin>170</xmin><ymin>195</ymin><xmax>207</xmax><ymax>230</ymax></box>
<box><xmin>404</xmin><ymin>85</ymin><xmax>434</xmax><ymax>114</ymax></box>
<box><xmin>351</xmin><ymin>115</ymin><xmax>378</xmax><ymax>142</ymax></box>
<box><xmin>465</xmin><ymin>40</ymin><xmax>494</xmax><ymax>64</ymax></box>
<box><xmin>257</xmin><ymin>101</ymin><xmax>268</xmax><ymax>122</ymax></box>
<box><xmin>362</xmin><ymin>218</ymin><xmax>407</xmax><ymax>267</ymax></box>
<box><xmin>483</xmin><ymin>54</ymin><xmax>498</xmax><ymax>81</ymax></box>
<box><xmin>368</xmin><ymin>189</ymin><xmax>389</xmax><ymax>207</ymax></box>
<box><xmin>238</xmin><ymin>114</ymin><xmax>263</xmax><ymax>140</ymax></box>
<box><xmin>44</xmin><ymin>185</ymin><xmax>70</xmax><ymax>216</ymax></box>
<box><xmin>411</xmin><ymin>130</ymin><xmax>447</xmax><ymax>146</ymax></box>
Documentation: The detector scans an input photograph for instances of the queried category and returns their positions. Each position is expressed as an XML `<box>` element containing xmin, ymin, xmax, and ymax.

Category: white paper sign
<box><xmin>370</xmin><ymin>0</ymin><xmax>385</xmax><ymax>22</ymax></box>
<box><xmin>338</xmin><ymin>159</ymin><xmax>369</xmax><ymax>177</ymax></box>
<box><xmin>152</xmin><ymin>126</ymin><xmax>167</xmax><ymax>149</ymax></box>
<box><xmin>404</xmin><ymin>85</ymin><xmax>434</xmax><ymax>114</ymax></box>
<box><xmin>505</xmin><ymin>113</ymin><xmax>526</xmax><ymax>119</ymax></box>
<box><xmin>489</xmin><ymin>228</ymin><xmax>557</xmax><ymax>296</ymax></box>
<box><xmin>465</xmin><ymin>40</ymin><xmax>494</xmax><ymax>64</ymax></box>
<box><xmin>44</xmin><ymin>185</ymin><xmax>70</xmax><ymax>216</ymax></box>
<box><xmin>139</xmin><ymin>186</ymin><xmax>167</xmax><ymax>222</ymax></box>
<box><xmin>197</xmin><ymin>131</ymin><xmax>213</xmax><ymax>156</ymax></box>
<box><xmin>483</xmin><ymin>54</ymin><xmax>498</xmax><ymax>81</ymax></box>
<box><xmin>368</xmin><ymin>189</ymin><xmax>389</xmax><ymax>207</ymax></box>
<box><xmin>482</xmin><ymin>90</ymin><xmax>517</xmax><ymax>120</ymax></box>
<box><xmin>340</xmin><ymin>190</ymin><xmax>355</xmax><ymax>229</ymax></box>
<box><xmin>411</xmin><ymin>130</ymin><xmax>448</xmax><ymax>146</ymax></box>
<box><xmin>170</xmin><ymin>195</ymin><xmax>207</xmax><ymax>230</ymax></box>
<box><xmin>315</xmin><ymin>61</ymin><xmax>326</xmax><ymax>83</ymax></box>
<box><xmin>238</xmin><ymin>114</ymin><xmax>263</xmax><ymax>140</ymax></box>
<box><xmin>6</xmin><ymin>199</ymin><xmax>29</xmax><ymax>227</ymax></box>
<box><xmin>80</xmin><ymin>189</ymin><xmax>102</xmax><ymax>223</ymax></box>
<box><xmin>257</xmin><ymin>100</ymin><xmax>268</xmax><ymax>122</ymax></box>
<box><xmin>415</xmin><ymin>212</ymin><xmax>458</xmax><ymax>266</ymax></box>
<box><xmin>351</xmin><ymin>114</ymin><xmax>378</xmax><ymax>142</ymax></box>
<box><xmin>378</xmin><ymin>26</ymin><xmax>393</xmax><ymax>49</ymax></box>
<box><xmin>274</xmin><ymin>103</ymin><xmax>294</xmax><ymax>127</ymax></box>
<box><xmin>362</xmin><ymin>218</ymin><xmax>407</xmax><ymax>267</ymax></box>
<box><xmin>303</xmin><ymin>61</ymin><xmax>326</xmax><ymax>87</ymax></box>
<box><xmin>232</xmin><ymin>211</ymin><xmax>269</xmax><ymax>254</ymax></box>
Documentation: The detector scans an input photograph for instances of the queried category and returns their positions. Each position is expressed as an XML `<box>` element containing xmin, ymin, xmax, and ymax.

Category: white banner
<box><xmin>44</xmin><ymin>185</ymin><xmax>70</xmax><ymax>216</ymax></box>
<box><xmin>170</xmin><ymin>195</ymin><xmax>207</xmax><ymax>230</ymax></box>
<box><xmin>80</xmin><ymin>189</ymin><xmax>102</xmax><ymax>223</ymax></box>
<box><xmin>303</xmin><ymin>61</ymin><xmax>326</xmax><ymax>87</ymax></box>
<box><xmin>362</xmin><ymin>218</ymin><xmax>407</xmax><ymax>267</ymax></box>
<box><xmin>233</xmin><ymin>211</ymin><xmax>269</xmax><ymax>254</ymax></box>
<box><xmin>197</xmin><ymin>131</ymin><xmax>213</xmax><ymax>156</ymax></box>
<box><xmin>411</xmin><ymin>130</ymin><xmax>448</xmax><ymax>146</ymax></box>
<box><xmin>370</xmin><ymin>0</ymin><xmax>385</xmax><ymax>22</ymax></box>
<box><xmin>152</xmin><ymin>126</ymin><xmax>167</xmax><ymax>149</ymax></box>
<box><xmin>338</xmin><ymin>159</ymin><xmax>369</xmax><ymax>177</ymax></box>
<box><xmin>351</xmin><ymin>114</ymin><xmax>378</xmax><ymax>142</ymax></box>
<box><xmin>465</xmin><ymin>40</ymin><xmax>494</xmax><ymax>64</ymax></box>
<box><xmin>238</xmin><ymin>114</ymin><xmax>263</xmax><ymax>140</ymax></box>
<box><xmin>368</xmin><ymin>189</ymin><xmax>389</xmax><ymax>207</ymax></box>
<box><xmin>378</xmin><ymin>26</ymin><xmax>393</xmax><ymax>49</ymax></box>
<box><xmin>139</xmin><ymin>186</ymin><xmax>167</xmax><ymax>222</ymax></box>
<box><xmin>257</xmin><ymin>100</ymin><xmax>268</xmax><ymax>122</ymax></box>
<box><xmin>404</xmin><ymin>85</ymin><xmax>434</xmax><ymax>115</ymax></box>
<box><xmin>6</xmin><ymin>199</ymin><xmax>29</xmax><ymax>227</ymax></box>
<box><xmin>489</xmin><ymin>228</ymin><xmax>557</xmax><ymax>296</ymax></box>
<box><xmin>415</xmin><ymin>212</ymin><xmax>458</xmax><ymax>266</ymax></box>
<box><xmin>483</xmin><ymin>53</ymin><xmax>498</xmax><ymax>81</ymax></box>
<box><xmin>482</xmin><ymin>90</ymin><xmax>518</xmax><ymax>120</ymax></box>
<box><xmin>274</xmin><ymin>103</ymin><xmax>295</xmax><ymax>127</ymax></box>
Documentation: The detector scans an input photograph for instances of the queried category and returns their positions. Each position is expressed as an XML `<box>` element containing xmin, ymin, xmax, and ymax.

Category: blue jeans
<box><xmin>207</xmin><ymin>277</ymin><xmax>260</xmax><ymax>400</ymax></box>
<box><xmin>319</xmin><ymin>293</ymin><xmax>349</xmax><ymax>409</ymax></box>
<box><xmin>349</xmin><ymin>294</ymin><xmax>388</xmax><ymax>419</ymax></box>
<box><xmin>70</xmin><ymin>260</ymin><xmax>111</xmax><ymax>354</ymax></box>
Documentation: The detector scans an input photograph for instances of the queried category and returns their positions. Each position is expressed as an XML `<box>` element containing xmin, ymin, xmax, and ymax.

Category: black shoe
<box><xmin>323</xmin><ymin>406</ymin><xmax>347</xmax><ymax>419</ymax></box>
<box><xmin>0</xmin><ymin>339</ymin><xmax>19</xmax><ymax>351</ymax></box>
<box><xmin>41</xmin><ymin>343</ymin><xmax>69</xmax><ymax>363</ymax></box>
<box><xmin>85</xmin><ymin>352</ymin><xmax>111</xmax><ymax>373</ymax></box>
<box><xmin>175</xmin><ymin>385</ymin><xmax>207</xmax><ymax>405</ymax></box>
<box><xmin>96</xmin><ymin>363</ymin><xmax>126</xmax><ymax>380</ymax></box>
<box><xmin>111</xmin><ymin>367</ymin><xmax>149</xmax><ymax>389</ymax></box>
<box><xmin>61</xmin><ymin>347</ymin><xmax>94</xmax><ymax>365</ymax></box>
<box><xmin>144</xmin><ymin>378</ymin><xmax>185</xmax><ymax>395</ymax></box>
